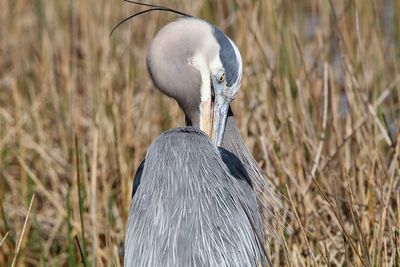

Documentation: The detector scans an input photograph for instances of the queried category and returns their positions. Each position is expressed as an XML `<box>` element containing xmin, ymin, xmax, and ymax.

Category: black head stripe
<box><xmin>212</xmin><ymin>26</ymin><xmax>239</xmax><ymax>87</ymax></box>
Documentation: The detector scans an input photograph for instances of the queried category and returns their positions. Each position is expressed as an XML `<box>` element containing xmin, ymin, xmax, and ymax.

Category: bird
<box><xmin>125</xmin><ymin>17</ymin><xmax>283</xmax><ymax>267</ymax></box>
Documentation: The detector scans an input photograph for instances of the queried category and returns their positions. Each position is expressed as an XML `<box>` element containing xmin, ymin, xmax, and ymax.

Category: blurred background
<box><xmin>0</xmin><ymin>0</ymin><xmax>399</xmax><ymax>266</ymax></box>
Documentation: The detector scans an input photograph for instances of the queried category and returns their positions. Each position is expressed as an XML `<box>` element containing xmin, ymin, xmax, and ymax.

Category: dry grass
<box><xmin>1</xmin><ymin>0</ymin><xmax>399</xmax><ymax>266</ymax></box>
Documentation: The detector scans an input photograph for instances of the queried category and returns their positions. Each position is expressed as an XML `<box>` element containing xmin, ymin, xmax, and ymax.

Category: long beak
<box><xmin>212</xmin><ymin>93</ymin><xmax>230</xmax><ymax>146</ymax></box>
<box><xmin>199</xmin><ymin>82</ymin><xmax>230</xmax><ymax>147</ymax></box>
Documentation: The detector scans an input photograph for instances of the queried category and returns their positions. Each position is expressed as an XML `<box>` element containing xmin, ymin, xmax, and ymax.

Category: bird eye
<box><xmin>218</xmin><ymin>73</ymin><xmax>225</xmax><ymax>84</ymax></box>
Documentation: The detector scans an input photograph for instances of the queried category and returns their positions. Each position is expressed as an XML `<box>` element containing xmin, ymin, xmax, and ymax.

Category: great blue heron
<box><xmin>125</xmin><ymin>18</ymin><xmax>283</xmax><ymax>266</ymax></box>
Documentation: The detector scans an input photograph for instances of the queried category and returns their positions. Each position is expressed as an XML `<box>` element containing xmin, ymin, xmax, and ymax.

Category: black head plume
<box><xmin>110</xmin><ymin>1</ymin><xmax>192</xmax><ymax>37</ymax></box>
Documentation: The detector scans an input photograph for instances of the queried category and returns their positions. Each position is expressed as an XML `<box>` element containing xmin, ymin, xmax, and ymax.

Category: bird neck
<box><xmin>185</xmin><ymin>115</ymin><xmax>194</xmax><ymax>127</ymax></box>
<box><xmin>184</xmin><ymin>106</ymin><xmax>243</xmax><ymax>155</ymax></box>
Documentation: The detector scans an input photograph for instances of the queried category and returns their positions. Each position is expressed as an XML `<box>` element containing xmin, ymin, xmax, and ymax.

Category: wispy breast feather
<box><xmin>125</xmin><ymin>127</ymin><xmax>266</xmax><ymax>267</ymax></box>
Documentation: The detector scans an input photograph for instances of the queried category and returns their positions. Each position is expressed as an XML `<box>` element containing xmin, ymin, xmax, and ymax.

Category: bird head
<box><xmin>147</xmin><ymin>18</ymin><xmax>242</xmax><ymax>146</ymax></box>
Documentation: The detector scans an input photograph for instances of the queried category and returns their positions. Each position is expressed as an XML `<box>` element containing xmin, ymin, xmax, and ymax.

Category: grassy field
<box><xmin>1</xmin><ymin>0</ymin><xmax>399</xmax><ymax>266</ymax></box>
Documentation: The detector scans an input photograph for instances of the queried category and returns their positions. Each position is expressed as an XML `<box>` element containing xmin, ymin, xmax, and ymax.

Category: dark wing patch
<box><xmin>212</xmin><ymin>26</ymin><xmax>239</xmax><ymax>87</ymax></box>
<box><xmin>218</xmin><ymin>147</ymin><xmax>253</xmax><ymax>188</ymax></box>
<box><xmin>132</xmin><ymin>159</ymin><xmax>146</xmax><ymax>198</ymax></box>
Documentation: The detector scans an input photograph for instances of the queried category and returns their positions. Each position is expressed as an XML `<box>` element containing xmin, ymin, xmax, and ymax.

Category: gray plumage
<box><xmin>125</xmin><ymin>127</ymin><xmax>266</xmax><ymax>266</ymax></box>
<box><xmin>146</xmin><ymin>17</ymin><xmax>284</xmax><ymax>235</ymax></box>
<box><xmin>222</xmin><ymin>115</ymin><xmax>286</xmax><ymax>234</ymax></box>
<box><xmin>125</xmin><ymin>17</ymin><xmax>284</xmax><ymax>267</ymax></box>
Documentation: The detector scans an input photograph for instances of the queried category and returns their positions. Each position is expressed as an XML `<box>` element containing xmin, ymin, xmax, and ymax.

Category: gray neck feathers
<box><xmin>125</xmin><ymin>128</ymin><xmax>266</xmax><ymax>266</ymax></box>
<box><xmin>221</xmin><ymin>115</ymin><xmax>285</xmax><ymax>235</ymax></box>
